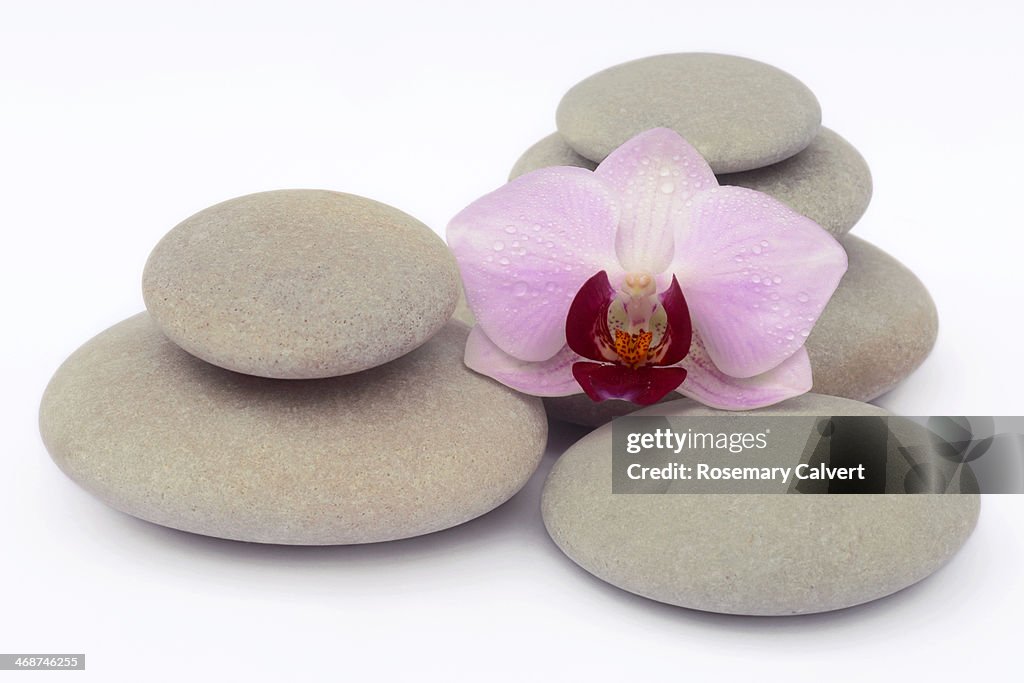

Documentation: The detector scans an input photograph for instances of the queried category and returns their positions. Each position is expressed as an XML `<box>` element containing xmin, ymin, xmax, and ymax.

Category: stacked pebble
<box><xmin>39</xmin><ymin>189</ymin><xmax>548</xmax><ymax>544</ymax></box>
<box><xmin>456</xmin><ymin>52</ymin><xmax>937</xmax><ymax>427</ymax></box>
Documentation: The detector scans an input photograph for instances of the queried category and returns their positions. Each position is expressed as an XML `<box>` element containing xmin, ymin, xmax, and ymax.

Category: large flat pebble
<box><xmin>39</xmin><ymin>315</ymin><xmax>547</xmax><ymax>545</ymax></box>
<box><xmin>542</xmin><ymin>394</ymin><xmax>979</xmax><ymax>615</ymax></box>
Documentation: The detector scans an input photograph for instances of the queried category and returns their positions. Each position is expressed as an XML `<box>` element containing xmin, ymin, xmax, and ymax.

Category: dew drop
<box><xmin>660</xmin><ymin>181</ymin><xmax>675</xmax><ymax>194</ymax></box>
<box><xmin>751</xmin><ymin>245</ymin><xmax>762</xmax><ymax>255</ymax></box>
<box><xmin>772</xmin><ymin>276</ymin><xmax>783</xmax><ymax>284</ymax></box>
<box><xmin>796</xmin><ymin>292</ymin><xmax>810</xmax><ymax>303</ymax></box>
<box><xmin>492</xmin><ymin>241</ymin><xmax>504</xmax><ymax>252</ymax></box>
<box><xmin>659</xmin><ymin>166</ymin><xmax>672</xmax><ymax>177</ymax></box>
<box><xmin>504</xmin><ymin>225</ymin><xmax>517</xmax><ymax>234</ymax></box>
<box><xmin>512</xmin><ymin>282</ymin><xmax>528</xmax><ymax>297</ymax></box>
<box><xmin>751</xmin><ymin>275</ymin><xmax>761</xmax><ymax>283</ymax></box>
<box><xmin>785</xmin><ymin>332</ymin><xmax>795</xmax><ymax>341</ymax></box>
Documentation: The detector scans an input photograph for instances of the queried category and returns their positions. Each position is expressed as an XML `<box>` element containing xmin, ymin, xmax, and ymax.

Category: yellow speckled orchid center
<box><xmin>613</xmin><ymin>328</ymin><xmax>653</xmax><ymax>366</ymax></box>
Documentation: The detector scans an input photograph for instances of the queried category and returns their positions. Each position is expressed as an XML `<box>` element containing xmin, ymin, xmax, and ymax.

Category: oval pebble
<box><xmin>544</xmin><ymin>236</ymin><xmax>937</xmax><ymax>426</ymax></box>
<box><xmin>718</xmin><ymin>128</ymin><xmax>872</xmax><ymax>236</ymax></box>
<box><xmin>556</xmin><ymin>53</ymin><xmax>821</xmax><ymax>173</ymax></box>
<box><xmin>39</xmin><ymin>314</ymin><xmax>547</xmax><ymax>545</ymax></box>
<box><xmin>806</xmin><ymin>235</ymin><xmax>938</xmax><ymax>402</ymax></box>
<box><xmin>508</xmin><ymin>129</ymin><xmax>870</xmax><ymax>236</ymax></box>
<box><xmin>541</xmin><ymin>394</ymin><xmax>979</xmax><ymax>615</ymax></box>
<box><xmin>143</xmin><ymin>189</ymin><xmax>459</xmax><ymax>379</ymax></box>
<box><xmin>509</xmin><ymin>133</ymin><xmax>597</xmax><ymax>180</ymax></box>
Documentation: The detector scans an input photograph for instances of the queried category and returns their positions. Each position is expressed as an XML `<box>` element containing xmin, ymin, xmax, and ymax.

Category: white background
<box><xmin>2</xmin><ymin>1</ymin><xmax>1022</xmax><ymax>680</ymax></box>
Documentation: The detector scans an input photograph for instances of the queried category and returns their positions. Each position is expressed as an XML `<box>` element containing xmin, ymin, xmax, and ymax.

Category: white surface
<box><xmin>2</xmin><ymin>1</ymin><xmax>1021</xmax><ymax>680</ymax></box>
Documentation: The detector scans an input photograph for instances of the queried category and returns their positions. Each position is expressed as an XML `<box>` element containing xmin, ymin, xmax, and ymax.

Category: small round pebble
<box><xmin>143</xmin><ymin>189</ymin><xmax>459</xmax><ymax>379</ymax></box>
<box><xmin>541</xmin><ymin>394</ymin><xmax>979</xmax><ymax>615</ymax></box>
<box><xmin>719</xmin><ymin>128</ymin><xmax>872</xmax><ymax>236</ymax></box>
<box><xmin>509</xmin><ymin>133</ymin><xmax>597</xmax><ymax>180</ymax></box>
<box><xmin>544</xmin><ymin>236</ymin><xmax>937</xmax><ymax>426</ymax></box>
<box><xmin>39</xmin><ymin>314</ymin><xmax>547</xmax><ymax>545</ymax></box>
<box><xmin>556</xmin><ymin>53</ymin><xmax>821</xmax><ymax>173</ymax></box>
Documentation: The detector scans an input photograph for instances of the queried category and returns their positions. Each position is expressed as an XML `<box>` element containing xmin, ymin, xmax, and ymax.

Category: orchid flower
<box><xmin>447</xmin><ymin>128</ymin><xmax>847</xmax><ymax>409</ymax></box>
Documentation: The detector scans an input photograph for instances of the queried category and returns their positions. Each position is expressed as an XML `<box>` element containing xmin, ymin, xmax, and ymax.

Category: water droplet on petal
<box><xmin>796</xmin><ymin>292</ymin><xmax>810</xmax><ymax>303</ymax></box>
<box><xmin>512</xmin><ymin>282</ymin><xmax>528</xmax><ymax>297</ymax></box>
<box><xmin>504</xmin><ymin>225</ymin><xmax>517</xmax><ymax>234</ymax></box>
<box><xmin>493</xmin><ymin>241</ymin><xmax>504</xmax><ymax>252</ymax></box>
<box><xmin>660</xmin><ymin>181</ymin><xmax>675</xmax><ymax>194</ymax></box>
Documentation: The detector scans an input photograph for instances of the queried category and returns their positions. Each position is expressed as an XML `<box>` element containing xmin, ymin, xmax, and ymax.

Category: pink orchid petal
<box><xmin>673</xmin><ymin>185</ymin><xmax>847</xmax><ymax>378</ymax></box>
<box><xmin>649</xmin><ymin>275</ymin><xmax>692</xmax><ymax>366</ymax></box>
<box><xmin>595</xmin><ymin>128</ymin><xmax>718</xmax><ymax>274</ymax></box>
<box><xmin>564</xmin><ymin>270</ymin><xmax>617</xmax><ymax>363</ymax></box>
<box><xmin>678</xmin><ymin>331</ymin><xmax>812</xmax><ymax>410</ymax></box>
<box><xmin>572</xmin><ymin>362</ymin><xmax>688</xmax><ymax>406</ymax></box>
<box><xmin>447</xmin><ymin>167</ymin><xmax>623</xmax><ymax>362</ymax></box>
<box><xmin>464</xmin><ymin>325</ymin><xmax>582</xmax><ymax>397</ymax></box>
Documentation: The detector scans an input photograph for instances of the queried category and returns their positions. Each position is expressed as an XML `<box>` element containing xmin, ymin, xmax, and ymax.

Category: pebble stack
<box><xmin>40</xmin><ymin>190</ymin><xmax>548</xmax><ymax>544</ymax></box>
<box><xmin>500</xmin><ymin>53</ymin><xmax>972</xmax><ymax>614</ymax></box>
<box><xmin>500</xmin><ymin>52</ymin><xmax>934</xmax><ymax>426</ymax></box>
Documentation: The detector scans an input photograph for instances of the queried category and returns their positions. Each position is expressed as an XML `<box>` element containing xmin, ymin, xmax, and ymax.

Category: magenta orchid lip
<box><xmin>448</xmin><ymin>128</ymin><xmax>848</xmax><ymax>409</ymax></box>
